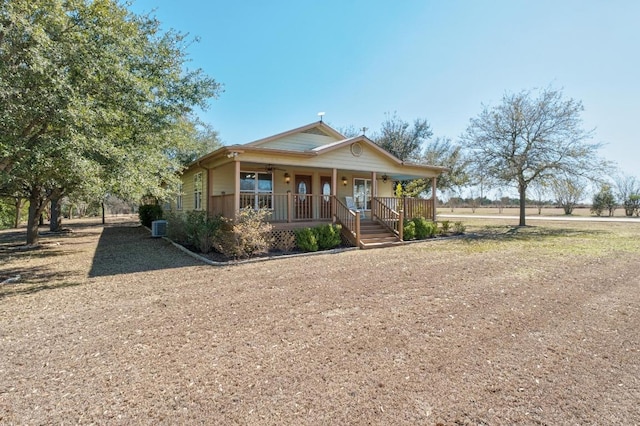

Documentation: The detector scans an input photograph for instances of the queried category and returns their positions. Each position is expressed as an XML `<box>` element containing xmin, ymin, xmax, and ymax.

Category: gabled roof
<box><xmin>310</xmin><ymin>135</ymin><xmax>403</xmax><ymax>165</ymax></box>
<box><xmin>244</xmin><ymin>121</ymin><xmax>346</xmax><ymax>147</ymax></box>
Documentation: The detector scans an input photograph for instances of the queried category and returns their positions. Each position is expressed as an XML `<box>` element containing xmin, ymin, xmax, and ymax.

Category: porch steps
<box><xmin>359</xmin><ymin>220</ymin><xmax>402</xmax><ymax>249</ymax></box>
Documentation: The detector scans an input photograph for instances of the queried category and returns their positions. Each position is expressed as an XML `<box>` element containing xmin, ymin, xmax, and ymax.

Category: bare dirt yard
<box><xmin>1</xmin><ymin>216</ymin><xmax>639</xmax><ymax>425</ymax></box>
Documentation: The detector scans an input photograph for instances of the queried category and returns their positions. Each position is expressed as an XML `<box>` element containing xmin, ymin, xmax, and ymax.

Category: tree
<box><xmin>551</xmin><ymin>176</ymin><xmax>586</xmax><ymax>215</ymax></box>
<box><xmin>373</xmin><ymin>112</ymin><xmax>432</xmax><ymax>161</ymax></box>
<box><xmin>1</xmin><ymin>0</ymin><xmax>221</xmax><ymax>244</ymax></box>
<box><xmin>404</xmin><ymin>137</ymin><xmax>470</xmax><ymax>197</ymax></box>
<box><xmin>462</xmin><ymin>87</ymin><xmax>608</xmax><ymax>226</ymax></box>
<box><xmin>614</xmin><ymin>174</ymin><xmax>640</xmax><ymax>217</ymax></box>
<box><xmin>591</xmin><ymin>184</ymin><xmax>616</xmax><ymax>217</ymax></box>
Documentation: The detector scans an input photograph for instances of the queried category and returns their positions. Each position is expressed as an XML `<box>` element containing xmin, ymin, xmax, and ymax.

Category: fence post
<box><xmin>399</xmin><ymin>209</ymin><xmax>404</xmax><ymax>241</ymax></box>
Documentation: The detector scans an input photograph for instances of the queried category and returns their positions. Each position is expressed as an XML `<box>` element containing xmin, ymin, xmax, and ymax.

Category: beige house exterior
<box><xmin>174</xmin><ymin>121</ymin><xmax>446</xmax><ymax>248</ymax></box>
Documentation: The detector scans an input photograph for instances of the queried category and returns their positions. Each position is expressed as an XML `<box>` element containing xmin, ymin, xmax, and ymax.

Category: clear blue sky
<box><xmin>130</xmin><ymin>0</ymin><xmax>638</xmax><ymax>179</ymax></box>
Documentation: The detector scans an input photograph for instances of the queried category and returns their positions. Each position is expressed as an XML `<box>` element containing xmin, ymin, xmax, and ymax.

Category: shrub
<box><xmin>213</xmin><ymin>207</ymin><xmax>272</xmax><ymax>259</ymax></box>
<box><xmin>413</xmin><ymin>216</ymin><xmax>437</xmax><ymax>239</ymax></box>
<box><xmin>439</xmin><ymin>220</ymin><xmax>451</xmax><ymax>233</ymax></box>
<box><xmin>165</xmin><ymin>211</ymin><xmax>188</xmax><ymax>244</ymax></box>
<box><xmin>138</xmin><ymin>204</ymin><xmax>163</xmax><ymax>228</ymax></box>
<box><xmin>295</xmin><ymin>227</ymin><xmax>318</xmax><ymax>252</ymax></box>
<box><xmin>315</xmin><ymin>224</ymin><xmax>342</xmax><ymax>250</ymax></box>
<box><xmin>453</xmin><ymin>221</ymin><xmax>466</xmax><ymax>235</ymax></box>
<box><xmin>185</xmin><ymin>211</ymin><xmax>223</xmax><ymax>254</ymax></box>
<box><xmin>403</xmin><ymin>219</ymin><xmax>416</xmax><ymax>240</ymax></box>
<box><xmin>591</xmin><ymin>184</ymin><xmax>616</xmax><ymax>217</ymax></box>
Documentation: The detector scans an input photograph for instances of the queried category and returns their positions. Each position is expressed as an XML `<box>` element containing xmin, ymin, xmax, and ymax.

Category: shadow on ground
<box><xmin>88</xmin><ymin>224</ymin><xmax>202</xmax><ymax>278</ymax></box>
<box><xmin>462</xmin><ymin>224</ymin><xmax>607</xmax><ymax>243</ymax></box>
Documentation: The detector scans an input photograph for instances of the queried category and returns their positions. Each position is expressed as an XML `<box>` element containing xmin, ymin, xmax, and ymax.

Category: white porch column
<box><xmin>371</xmin><ymin>171</ymin><xmax>377</xmax><ymax>197</ymax></box>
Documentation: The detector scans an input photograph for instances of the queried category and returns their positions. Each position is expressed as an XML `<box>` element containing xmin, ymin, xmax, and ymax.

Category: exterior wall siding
<box><xmin>260</xmin><ymin>133</ymin><xmax>339</xmax><ymax>151</ymax></box>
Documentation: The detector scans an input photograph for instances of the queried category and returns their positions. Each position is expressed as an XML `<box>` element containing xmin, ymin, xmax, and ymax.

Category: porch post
<box><xmin>287</xmin><ymin>191</ymin><xmax>293</xmax><ymax>223</ymax></box>
<box><xmin>234</xmin><ymin>160</ymin><xmax>240</xmax><ymax>216</ymax></box>
<box><xmin>331</xmin><ymin>168</ymin><xmax>337</xmax><ymax>219</ymax></box>
<box><xmin>371</xmin><ymin>171</ymin><xmax>377</xmax><ymax>197</ymax></box>
<box><xmin>431</xmin><ymin>176</ymin><xmax>437</xmax><ymax>221</ymax></box>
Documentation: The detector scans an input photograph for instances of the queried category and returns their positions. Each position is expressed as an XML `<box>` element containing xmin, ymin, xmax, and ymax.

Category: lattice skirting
<box><xmin>269</xmin><ymin>227</ymin><xmax>353</xmax><ymax>251</ymax></box>
<box><xmin>270</xmin><ymin>229</ymin><xmax>297</xmax><ymax>252</ymax></box>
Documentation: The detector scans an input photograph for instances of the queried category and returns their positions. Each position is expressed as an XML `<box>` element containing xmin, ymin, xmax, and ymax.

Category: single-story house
<box><xmin>172</xmin><ymin>121</ymin><xmax>446</xmax><ymax>248</ymax></box>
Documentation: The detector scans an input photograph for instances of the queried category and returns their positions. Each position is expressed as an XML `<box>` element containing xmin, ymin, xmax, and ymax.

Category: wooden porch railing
<box><xmin>374</xmin><ymin>196</ymin><xmax>434</xmax><ymax>222</ymax></box>
<box><xmin>371</xmin><ymin>198</ymin><xmax>404</xmax><ymax>241</ymax></box>
<box><xmin>212</xmin><ymin>193</ymin><xmax>333</xmax><ymax>222</ymax></box>
<box><xmin>334</xmin><ymin>196</ymin><xmax>360</xmax><ymax>246</ymax></box>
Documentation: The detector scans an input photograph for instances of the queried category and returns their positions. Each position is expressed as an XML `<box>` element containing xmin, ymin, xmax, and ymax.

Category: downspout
<box><xmin>197</xmin><ymin>161</ymin><xmax>213</xmax><ymax>215</ymax></box>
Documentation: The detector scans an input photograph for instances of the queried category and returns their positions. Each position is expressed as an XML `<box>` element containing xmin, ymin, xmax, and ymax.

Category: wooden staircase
<box><xmin>358</xmin><ymin>219</ymin><xmax>402</xmax><ymax>249</ymax></box>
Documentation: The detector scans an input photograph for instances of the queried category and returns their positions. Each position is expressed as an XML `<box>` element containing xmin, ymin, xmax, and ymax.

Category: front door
<box><xmin>320</xmin><ymin>176</ymin><xmax>332</xmax><ymax>219</ymax></box>
<box><xmin>295</xmin><ymin>175</ymin><xmax>312</xmax><ymax>219</ymax></box>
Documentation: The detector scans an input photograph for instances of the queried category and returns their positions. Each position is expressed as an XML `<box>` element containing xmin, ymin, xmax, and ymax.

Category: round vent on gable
<box><xmin>350</xmin><ymin>142</ymin><xmax>363</xmax><ymax>157</ymax></box>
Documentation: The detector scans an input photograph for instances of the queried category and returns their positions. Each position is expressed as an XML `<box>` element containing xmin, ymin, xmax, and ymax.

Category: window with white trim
<box><xmin>194</xmin><ymin>173</ymin><xmax>203</xmax><ymax>210</ymax></box>
<box><xmin>240</xmin><ymin>171</ymin><xmax>273</xmax><ymax>209</ymax></box>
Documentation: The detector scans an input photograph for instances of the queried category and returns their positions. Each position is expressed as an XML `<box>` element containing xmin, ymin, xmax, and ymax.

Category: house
<box><xmin>174</xmin><ymin>121</ymin><xmax>446</xmax><ymax>248</ymax></box>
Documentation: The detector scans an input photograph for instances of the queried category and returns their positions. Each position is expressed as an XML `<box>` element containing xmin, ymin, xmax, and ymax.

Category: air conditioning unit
<box><xmin>151</xmin><ymin>220</ymin><xmax>167</xmax><ymax>237</ymax></box>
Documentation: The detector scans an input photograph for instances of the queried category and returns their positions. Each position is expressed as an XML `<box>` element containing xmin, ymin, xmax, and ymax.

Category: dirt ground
<box><xmin>1</xmin><ymin>217</ymin><xmax>639</xmax><ymax>425</ymax></box>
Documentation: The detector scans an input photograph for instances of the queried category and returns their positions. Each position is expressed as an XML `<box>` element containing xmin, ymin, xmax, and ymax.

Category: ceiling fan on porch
<box><xmin>258</xmin><ymin>164</ymin><xmax>287</xmax><ymax>173</ymax></box>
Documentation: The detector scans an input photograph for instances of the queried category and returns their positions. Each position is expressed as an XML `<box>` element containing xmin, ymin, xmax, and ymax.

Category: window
<box><xmin>194</xmin><ymin>173</ymin><xmax>203</xmax><ymax>210</ymax></box>
<box><xmin>176</xmin><ymin>183</ymin><xmax>183</xmax><ymax>210</ymax></box>
<box><xmin>240</xmin><ymin>171</ymin><xmax>273</xmax><ymax>209</ymax></box>
<box><xmin>353</xmin><ymin>178</ymin><xmax>372</xmax><ymax>210</ymax></box>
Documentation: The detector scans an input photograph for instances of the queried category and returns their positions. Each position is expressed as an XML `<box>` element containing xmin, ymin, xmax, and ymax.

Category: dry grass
<box><xmin>1</xmin><ymin>217</ymin><xmax>639</xmax><ymax>425</ymax></box>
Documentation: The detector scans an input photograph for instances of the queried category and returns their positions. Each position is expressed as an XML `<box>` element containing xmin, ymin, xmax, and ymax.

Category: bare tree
<box><xmin>462</xmin><ymin>87</ymin><xmax>609</xmax><ymax>226</ymax></box>
<box><xmin>551</xmin><ymin>176</ymin><xmax>587</xmax><ymax>215</ymax></box>
<box><xmin>614</xmin><ymin>174</ymin><xmax>640</xmax><ymax>217</ymax></box>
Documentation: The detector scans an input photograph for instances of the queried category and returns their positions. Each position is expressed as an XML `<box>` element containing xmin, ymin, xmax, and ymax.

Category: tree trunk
<box><xmin>102</xmin><ymin>201</ymin><xmax>105</xmax><ymax>224</ymax></box>
<box><xmin>13</xmin><ymin>197</ymin><xmax>23</xmax><ymax>228</ymax></box>
<box><xmin>50</xmin><ymin>196</ymin><xmax>63</xmax><ymax>232</ymax></box>
<box><xmin>27</xmin><ymin>188</ymin><xmax>45</xmax><ymax>245</ymax></box>
<box><xmin>518</xmin><ymin>184</ymin><xmax>527</xmax><ymax>226</ymax></box>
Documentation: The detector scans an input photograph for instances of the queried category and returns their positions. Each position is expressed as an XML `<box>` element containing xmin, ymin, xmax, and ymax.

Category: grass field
<box><xmin>1</xmin><ymin>217</ymin><xmax>639</xmax><ymax>424</ymax></box>
<box><xmin>438</xmin><ymin>205</ymin><xmax>637</xmax><ymax>218</ymax></box>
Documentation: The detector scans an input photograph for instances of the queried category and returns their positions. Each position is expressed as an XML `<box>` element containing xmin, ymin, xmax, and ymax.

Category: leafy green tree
<box><xmin>462</xmin><ymin>87</ymin><xmax>608</xmax><ymax>226</ymax></box>
<box><xmin>591</xmin><ymin>184</ymin><xmax>616</xmax><ymax>217</ymax></box>
<box><xmin>373</xmin><ymin>112</ymin><xmax>433</xmax><ymax>161</ymax></box>
<box><xmin>404</xmin><ymin>137</ymin><xmax>470</xmax><ymax>197</ymax></box>
<box><xmin>1</xmin><ymin>0</ymin><xmax>221</xmax><ymax>244</ymax></box>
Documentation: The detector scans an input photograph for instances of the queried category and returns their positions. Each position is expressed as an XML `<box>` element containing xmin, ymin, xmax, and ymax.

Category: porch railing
<box><xmin>334</xmin><ymin>197</ymin><xmax>360</xmax><ymax>246</ymax></box>
<box><xmin>375</xmin><ymin>196</ymin><xmax>434</xmax><ymax>221</ymax></box>
<box><xmin>212</xmin><ymin>192</ymin><xmax>334</xmax><ymax>222</ymax></box>
<box><xmin>371</xmin><ymin>198</ymin><xmax>404</xmax><ymax>240</ymax></box>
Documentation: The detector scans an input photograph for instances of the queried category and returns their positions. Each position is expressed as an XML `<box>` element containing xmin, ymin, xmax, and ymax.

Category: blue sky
<box><xmin>130</xmin><ymin>0</ymin><xmax>638</xmax><ymax>179</ymax></box>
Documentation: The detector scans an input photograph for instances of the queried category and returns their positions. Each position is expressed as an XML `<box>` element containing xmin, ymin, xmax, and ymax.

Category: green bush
<box><xmin>439</xmin><ymin>220</ymin><xmax>451</xmax><ymax>233</ymax></box>
<box><xmin>315</xmin><ymin>224</ymin><xmax>342</xmax><ymax>250</ymax></box>
<box><xmin>165</xmin><ymin>211</ymin><xmax>188</xmax><ymax>244</ymax></box>
<box><xmin>295</xmin><ymin>227</ymin><xmax>318</xmax><ymax>252</ymax></box>
<box><xmin>214</xmin><ymin>207</ymin><xmax>272</xmax><ymax>259</ymax></box>
<box><xmin>185</xmin><ymin>211</ymin><xmax>223</xmax><ymax>254</ymax></box>
<box><xmin>453</xmin><ymin>221</ymin><xmax>466</xmax><ymax>235</ymax></box>
<box><xmin>403</xmin><ymin>219</ymin><xmax>416</xmax><ymax>240</ymax></box>
<box><xmin>413</xmin><ymin>216</ymin><xmax>437</xmax><ymax>239</ymax></box>
<box><xmin>138</xmin><ymin>204</ymin><xmax>163</xmax><ymax>228</ymax></box>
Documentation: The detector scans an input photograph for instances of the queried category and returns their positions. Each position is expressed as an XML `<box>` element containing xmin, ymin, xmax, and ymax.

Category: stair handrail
<box><xmin>334</xmin><ymin>196</ymin><xmax>361</xmax><ymax>246</ymax></box>
<box><xmin>372</xmin><ymin>197</ymin><xmax>403</xmax><ymax>240</ymax></box>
